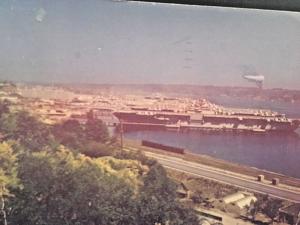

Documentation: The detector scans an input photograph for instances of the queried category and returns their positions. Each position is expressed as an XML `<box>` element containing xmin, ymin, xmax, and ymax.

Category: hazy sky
<box><xmin>0</xmin><ymin>0</ymin><xmax>300</xmax><ymax>89</ymax></box>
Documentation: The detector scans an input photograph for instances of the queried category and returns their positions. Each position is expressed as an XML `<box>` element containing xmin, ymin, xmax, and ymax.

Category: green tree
<box><xmin>80</xmin><ymin>141</ymin><xmax>115</xmax><ymax>158</ymax></box>
<box><xmin>115</xmin><ymin>149</ymin><xmax>157</xmax><ymax>167</ymax></box>
<box><xmin>0</xmin><ymin>142</ymin><xmax>19</xmax><ymax>225</ymax></box>
<box><xmin>12</xmin><ymin>111</ymin><xmax>55</xmax><ymax>151</ymax></box>
<box><xmin>8</xmin><ymin>147</ymin><xmax>137</xmax><ymax>225</ymax></box>
<box><xmin>137</xmin><ymin>163</ymin><xmax>199</xmax><ymax>225</ymax></box>
<box><xmin>0</xmin><ymin>110</ymin><xmax>58</xmax><ymax>151</ymax></box>
<box><xmin>0</xmin><ymin>113</ymin><xmax>17</xmax><ymax>140</ymax></box>
<box><xmin>52</xmin><ymin>119</ymin><xmax>85</xmax><ymax>149</ymax></box>
<box><xmin>85</xmin><ymin>118</ymin><xmax>109</xmax><ymax>143</ymax></box>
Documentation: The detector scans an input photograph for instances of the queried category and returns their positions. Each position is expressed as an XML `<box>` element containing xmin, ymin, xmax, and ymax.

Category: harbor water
<box><xmin>124</xmin><ymin>98</ymin><xmax>300</xmax><ymax>178</ymax></box>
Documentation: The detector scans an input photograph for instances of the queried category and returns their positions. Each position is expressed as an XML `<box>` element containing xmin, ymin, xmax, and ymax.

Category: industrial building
<box><xmin>221</xmin><ymin>192</ymin><xmax>245</xmax><ymax>204</ymax></box>
<box><xmin>221</xmin><ymin>192</ymin><xmax>257</xmax><ymax>209</ymax></box>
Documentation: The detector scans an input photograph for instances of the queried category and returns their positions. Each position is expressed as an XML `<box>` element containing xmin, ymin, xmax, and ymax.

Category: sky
<box><xmin>0</xmin><ymin>0</ymin><xmax>300</xmax><ymax>89</ymax></box>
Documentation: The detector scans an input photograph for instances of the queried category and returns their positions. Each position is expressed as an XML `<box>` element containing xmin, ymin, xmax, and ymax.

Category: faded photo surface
<box><xmin>0</xmin><ymin>1</ymin><xmax>300</xmax><ymax>225</ymax></box>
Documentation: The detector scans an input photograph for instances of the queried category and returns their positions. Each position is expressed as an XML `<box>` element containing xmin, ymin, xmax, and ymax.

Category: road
<box><xmin>142</xmin><ymin>151</ymin><xmax>300</xmax><ymax>203</ymax></box>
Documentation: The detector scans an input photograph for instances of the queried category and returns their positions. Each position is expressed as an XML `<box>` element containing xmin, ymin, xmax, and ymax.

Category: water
<box><xmin>125</xmin><ymin>130</ymin><xmax>300</xmax><ymax>178</ymax></box>
<box><xmin>208</xmin><ymin>95</ymin><xmax>300</xmax><ymax>118</ymax></box>
<box><xmin>124</xmin><ymin>97</ymin><xmax>300</xmax><ymax>178</ymax></box>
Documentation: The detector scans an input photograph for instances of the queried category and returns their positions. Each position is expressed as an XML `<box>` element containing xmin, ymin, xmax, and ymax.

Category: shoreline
<box><xmin>124</xmin><ymin>138</ymin><xmax>300</xmax><ymax>189</ymax></box>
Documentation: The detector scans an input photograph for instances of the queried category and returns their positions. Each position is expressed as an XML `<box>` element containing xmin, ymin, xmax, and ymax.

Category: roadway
<box><xmin>142</xmin><ymin>151</ymin><xmax>300</xmax><ymax>203</ymax></box>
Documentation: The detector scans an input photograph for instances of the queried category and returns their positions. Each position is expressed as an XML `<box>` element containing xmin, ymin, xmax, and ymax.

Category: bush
<box><xmin>80</xmin><ymin>141</ymin><xmax>115</xmax><ymax>158</ymax></box>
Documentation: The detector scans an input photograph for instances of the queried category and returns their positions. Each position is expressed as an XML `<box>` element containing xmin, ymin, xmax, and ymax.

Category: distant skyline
<box><xmin>0</xmin><ymin>0</ymin><xmax>300</xmax><ymax>89</ymax></box>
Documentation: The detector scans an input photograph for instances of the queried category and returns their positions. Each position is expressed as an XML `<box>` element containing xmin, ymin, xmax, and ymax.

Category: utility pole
<box><xmin>120</xmin><ymin>119</ymin><xmax>124</xmax><ymax>151</ymax></box>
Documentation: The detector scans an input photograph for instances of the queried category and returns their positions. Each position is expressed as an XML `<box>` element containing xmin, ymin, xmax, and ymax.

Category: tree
<box><xmin>0</xmin><ymin>100</ymin><xmax>10</xmax><ymax>118</ymax></box>
<box><xmin>248</xmin><ymin>195</ymin><xmax>283</xmax><ymax>223</ymax></box>
<box><xmin>12</xmin><ymin>111</ymin><xmax>55</xmax><ymax>151</ymax></box>
<box><xmin>7</xmin><ymin>145</ymin><xmax>199</xmax><ymax>225</ymax></box>
<box><xmin>0</xmin><ymin>110</ymin><xmax>58</xmax><ymax>152</ymax></box>
<box><xmin>85</xmin><ymin>118</ymin><xmax>109</xmax><ymax>143</ymax></box>
<box><xmin>114</xmin><ymin>149</ymin><xmax>157</xmax><ymax>167</ymax></box>
<box><xmin>262</xmin><ymin>198</ymin><xmax>282</xmax><ymax>222</ymax></box>
<box><xmin>8</xmin><ymin>147</ymin><xmax>138</xmax><ymax>225</ymax></box>
<box><xmin>247</xmin><ymin>195</ymin><xmax>266</xmax><ymax>221</ymax></box>
<box><xmin>61</xmin><ymin>119</ymin><xmax>83</xmax><ymax>135</ymax></box>
<box><xmin>0</xmin><ymin>106</ymin><xmax>199</xmax><ymax>225</ymax></box>
<box><xmin>191</xmin><ymin>190</ymin><xmax>205</xmax><ymax>204</ymax></box>
<box><xmin>0</xmin><ymin>113</ymin><xmax>17</xmax><ymax>140</ymax></box>
<box><xmin>137</xmin><ymin>163</ymin><xmax>199</xmax><ymax>225</ymax></box>
<box><xmin>0</xmin><ymin>142</ymin><xmax>19</xmax><ymax>225</ymax></box>
<box><xmin>80</xmin><ymin>141</ymin><xmax>115</xmax><ymax>158</ymax></box>
<box><xmin>52</xmin><ymin>119</ymin><xmax>85</xmax><ymax>149</ymax></box>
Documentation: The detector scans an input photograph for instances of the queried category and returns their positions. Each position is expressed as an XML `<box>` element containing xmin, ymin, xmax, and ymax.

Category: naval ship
<box><xmin>113</xmin><ymin>109</ymin><xmax>300</xmax><ymax>133</ymax></box>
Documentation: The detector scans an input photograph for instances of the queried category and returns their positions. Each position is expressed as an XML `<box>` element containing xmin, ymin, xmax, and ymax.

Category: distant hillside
<box><xmin>52</xmin><ymin>83</ymin><xmax>300</xmax><ymax>104</ymax></box>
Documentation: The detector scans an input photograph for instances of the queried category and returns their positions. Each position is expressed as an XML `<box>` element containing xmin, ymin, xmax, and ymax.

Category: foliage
<box><xmin>137</xmin><ymin>163</ymin><xmax>199</xmax><ymax>225</ymax></box>
<box><xmin>0</xmin><ymin>111</ymin><xmax>56</xmax><ymax>152</ymax></box>
<box><xmin>52</xmin><ymin>119</ymin><xmax>85</xmax><ymax>150</ymax></box>
<box><xmin>0</xmin><ymin>142</ymin><xmax>19</xmax><ymax>225</ymax></box>
<box><xmin>0</xmin><ymin>100</ymin><xmax>10</xmax><ymax>118</ymax></box>
<box><xmin>0</xmin><ymin>107</ymin><xmax>199</xmax><ymax>225</ymax></box>
<box><xmin>0</xmin><ymin>142</ymin><xmax>19</xmax><ymax>196</ymax></box>
<box><xmin>5</xmin><ymin>146</ymin><xmax>199</xmax><ymax>225</ymax></box>
<box><xmin>0</xmin><ymin>113</ymin><xmax>17</xmax><ymax>140</ymax></box>
<box><xmin>114</xmin><ymin>149</ymin><xmax>157</xmax><ymax>167</ymax></box>
<box><xmin>262</xmin><ymin>198</ymin><xmax>283</xmax><ymax>221</ymax></box>
<box><xmin>191</xmin><ymin>190</ymin><xmax>205</xmax><ymax>204</ymax></box>
<box><xmin>13</xmin><ymin>111</ymin><xmax>55</xmax><ymax>151</ymax></box>
<box><xmin>80</xmin><ymin>141</ymin><xmax>115</xmax><ymax>158</ymax></box>
<box><xmin>248</xmin><ymin>195</ymin><xmax>283</xmax><ymax>222</ymax></box>
<box><xmin>52</xmin><ymin>118</ymin><xmax>109</xmax><ymax>151</ymax></box>
<box><xmin>94</xmin><ymin>156</ymin><xmax>144</xmax><ymax>190</ymax></box>
<box><xmin>247</xmin><ymin>194</ymin><xmax>267</xmax><ymax>220</ymax></box>
<box><xmin>8</xmin><ymin>147</ymin><xmax>138</xmax><ymax>225</ymax></box>
<box><xmin>85</xmin><ymin>118</ymin><xmax>109</xmax><ymax>143</ymax></box>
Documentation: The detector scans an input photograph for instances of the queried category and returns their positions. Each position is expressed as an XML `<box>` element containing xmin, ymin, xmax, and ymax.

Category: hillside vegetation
<box><xmin>0</xmin><ymin>100</ymin><xmax>199</xmax><ymax>225</ymax></box>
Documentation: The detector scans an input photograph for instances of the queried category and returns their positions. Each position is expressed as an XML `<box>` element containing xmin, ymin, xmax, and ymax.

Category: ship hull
<box><xmin>113</xmin><ymin>112</ymin><xmax>300</xmax><ymax>134</ymax></box>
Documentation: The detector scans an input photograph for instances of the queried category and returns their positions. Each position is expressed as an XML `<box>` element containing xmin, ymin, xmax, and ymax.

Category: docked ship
<box><xmin>113</xmin><ymin>110</ymin><xmax>300</xmax><ymax>133</ymax></box>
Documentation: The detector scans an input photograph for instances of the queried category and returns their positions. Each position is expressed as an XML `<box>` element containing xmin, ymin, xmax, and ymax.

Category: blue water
<box><xmin>125</xmin><ymin>131</ymin><xmax>300</xmax><ymax>178</ymax></box>
<box><xmin>124</xmin><ymin>97</ymin><xmax>300</xmax><ymax>178</ymax></box>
